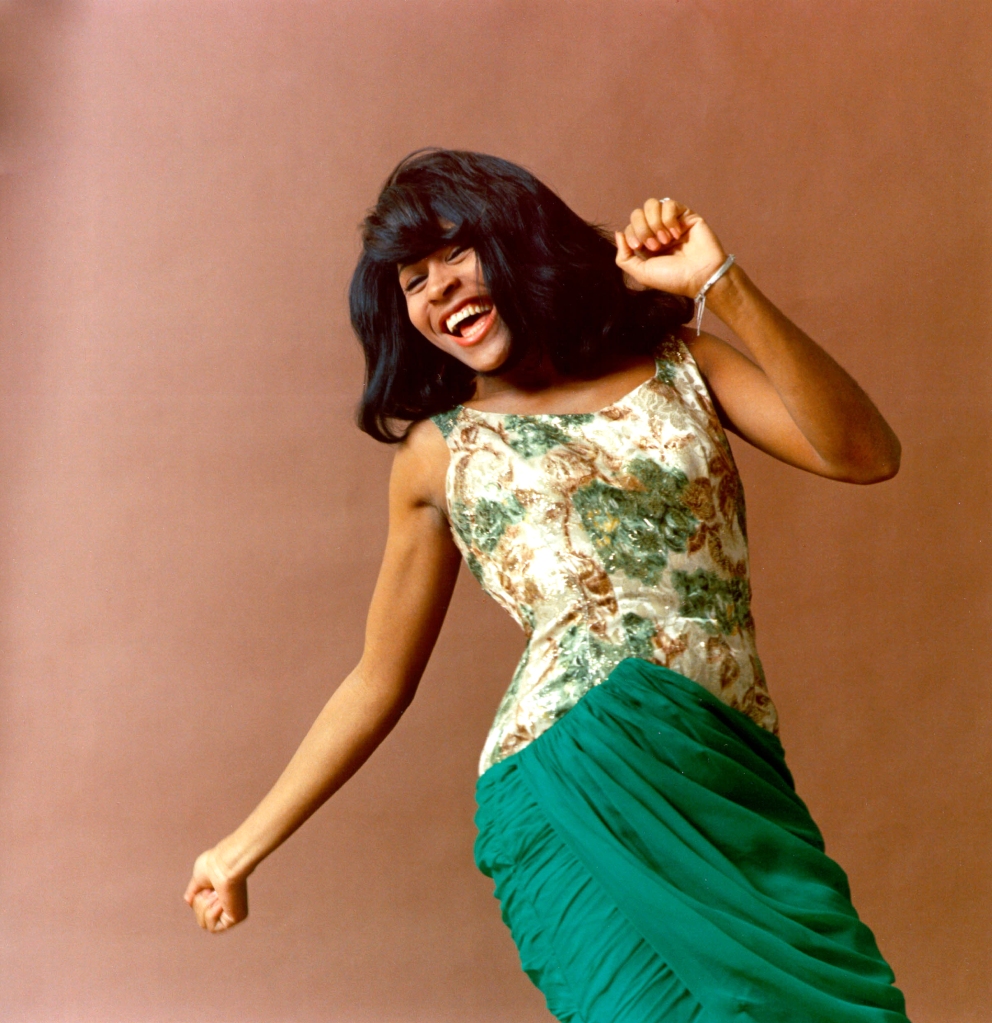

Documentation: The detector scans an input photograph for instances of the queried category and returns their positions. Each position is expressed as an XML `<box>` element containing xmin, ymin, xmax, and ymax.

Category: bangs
<box><xmin>362</xmin><ymin>182</ymin><xmax>481</xmax><ymax>269</ymax></box>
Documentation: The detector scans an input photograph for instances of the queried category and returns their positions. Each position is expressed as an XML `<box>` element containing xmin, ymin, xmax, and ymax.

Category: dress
<box><xmin>430</xmin><ymin>334</ymin><xmax>911</xmax><ymax>1022</ymax></box>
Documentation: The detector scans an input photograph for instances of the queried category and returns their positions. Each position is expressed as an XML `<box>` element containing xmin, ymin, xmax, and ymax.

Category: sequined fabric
<box><xmin>432</xmin><ymin>333</ymin><xmax>779</xmax><ymax>776</ymax></box>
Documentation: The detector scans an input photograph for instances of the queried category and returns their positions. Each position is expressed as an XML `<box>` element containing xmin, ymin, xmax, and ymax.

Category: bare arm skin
<box><xmin>617</xmin><ymin>199</ymin><xmax>901</xmax><ymax>484</ymax></box>
<box><xmin>184</xmin><ymin>419</ymin><xmax>458</xmax><ymax>933</ymax></box>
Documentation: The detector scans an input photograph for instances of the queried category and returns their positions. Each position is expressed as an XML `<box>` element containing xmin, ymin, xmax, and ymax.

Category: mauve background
<box><xmin>0</xmin><ymin>1</ymin><xmax>988</xmax><ymax>1020</ymax></box>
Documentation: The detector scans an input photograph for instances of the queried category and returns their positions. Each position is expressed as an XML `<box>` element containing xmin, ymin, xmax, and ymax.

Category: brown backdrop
<box><xmin>1</xmin><ymin>2</ymin><xmax>989</xmax><ymax>1021</ymax></box>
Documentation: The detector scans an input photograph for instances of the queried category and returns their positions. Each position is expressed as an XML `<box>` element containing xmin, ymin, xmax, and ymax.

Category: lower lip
<box><xmin>449</xmin><ymin>306</ymin><xmax>497</xmax><ymax>347</ymax></box>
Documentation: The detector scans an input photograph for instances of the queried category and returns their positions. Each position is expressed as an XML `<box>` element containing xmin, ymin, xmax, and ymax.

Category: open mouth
<box><xmin>443</xmin><ymin>301</ymin><xmax>495</xmax><ymax>345</ymax></box>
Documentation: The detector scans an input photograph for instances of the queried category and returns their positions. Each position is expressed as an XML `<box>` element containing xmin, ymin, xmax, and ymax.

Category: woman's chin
<box><xmin>468</xmin><ymin>349</ymin><xmax>512</xmax><ymax>376</ymax></box>
<box><xmin>444</xmin><ymin>335</ymin><xmax>512</xmax><ymax>376</ymax></box>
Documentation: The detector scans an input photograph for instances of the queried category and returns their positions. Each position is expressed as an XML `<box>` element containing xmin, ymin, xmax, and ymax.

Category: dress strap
<box><xmin>430</xmin><ymin>407</ymin><xmax>462</xmax><ymax>441</ymax></box>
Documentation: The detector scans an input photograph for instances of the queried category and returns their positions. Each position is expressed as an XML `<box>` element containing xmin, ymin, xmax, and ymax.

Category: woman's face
<box><xmin>398</xmin><ymin>245</ymin><xmax>512</xmax><ymax>374</ymax></box>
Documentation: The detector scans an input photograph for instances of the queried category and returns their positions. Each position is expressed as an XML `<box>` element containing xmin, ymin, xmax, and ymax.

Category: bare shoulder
<box><xmin>389</xmin><ymin>417</ymin><xmax>451</xmax><ymax>520</ymax></box>
<box><xmin>676</xmin><ymin>325</ymin><xmax>755</xmax><ymax>374</ymax></box>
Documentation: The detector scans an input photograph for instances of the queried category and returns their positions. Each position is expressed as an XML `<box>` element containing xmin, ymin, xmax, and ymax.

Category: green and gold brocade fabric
<box><xmin>432</xmin><ymin>334</ymin><xmax>779</xmax><ymax>775</ymax></box>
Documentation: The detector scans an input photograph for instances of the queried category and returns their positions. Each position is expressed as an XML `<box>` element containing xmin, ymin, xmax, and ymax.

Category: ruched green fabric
<box><xmin>474</xmin><ymin>658</ymin><xmax>911</xmax><ymax>1022</ymax></box>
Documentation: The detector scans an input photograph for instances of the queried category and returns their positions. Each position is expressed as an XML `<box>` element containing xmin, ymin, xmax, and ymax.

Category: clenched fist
<box><xmin>615</xmin><ymin>198</ymin><xmax>729</xmax><ymax>299</ymax></box>
<box><xmin>184</xmin><ymin>846</ymin><xmax>249</xmax><ymax>934</ymax></box>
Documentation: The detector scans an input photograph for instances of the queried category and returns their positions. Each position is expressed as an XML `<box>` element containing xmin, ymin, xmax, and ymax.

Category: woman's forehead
<box><xmin>395</xmin><ymin>220</ymin><xmax>466</xmax><ymax>272</ymax></box>
<box><xmin>397</xmin><ymin>241</ymin><xmax>463</xmax><ymax>273</ymax></box>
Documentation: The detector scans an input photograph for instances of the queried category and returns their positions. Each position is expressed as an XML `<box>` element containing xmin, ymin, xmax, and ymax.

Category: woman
<box><xmin>185</xmin><ymin>149</ymin><xmax>910</xmax><ymax>1021</ymax></box>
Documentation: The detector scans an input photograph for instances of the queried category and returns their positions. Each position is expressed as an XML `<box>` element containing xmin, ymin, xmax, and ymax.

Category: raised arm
<box><xmin>616</xmin><ymin>198</ymin><xmax>901</xmax><ymax>484</ymax></box>
<box><xmin>184</xmin><ymin>420</ymin><xmax>460</xmax><ymax>933</ymax></box>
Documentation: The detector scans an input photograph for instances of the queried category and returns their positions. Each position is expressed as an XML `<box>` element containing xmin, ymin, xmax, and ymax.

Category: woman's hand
<box><xmin>615</xmin><ymin>198</ymin><xmax>727</xmax><ymax>298</ymax></box>
<box><xmin>184</xmin><ymin>845</ymin><xmax>249</xmax><ymax>934</ymax></box>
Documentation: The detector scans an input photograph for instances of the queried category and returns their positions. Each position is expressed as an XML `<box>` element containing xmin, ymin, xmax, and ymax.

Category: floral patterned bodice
<box><xmin>431</xmin><ymin>333</ymin><xmax>779</xmax><ymax>776</ymax></box>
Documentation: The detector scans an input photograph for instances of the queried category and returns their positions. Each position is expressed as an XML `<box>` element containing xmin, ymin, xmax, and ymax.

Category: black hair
<box><xmin>349</xmin><ymin>148</ymin><xmax>693</xmax><ymax>442</ymax></box>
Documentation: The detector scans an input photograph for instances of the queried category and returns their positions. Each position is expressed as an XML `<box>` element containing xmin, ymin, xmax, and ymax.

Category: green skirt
<box><xmin>474</xmin><ymin>658</ymin><xmax>911</xmax><ymax>1022</ymax></box>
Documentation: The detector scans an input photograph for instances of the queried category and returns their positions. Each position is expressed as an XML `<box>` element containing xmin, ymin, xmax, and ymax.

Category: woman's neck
<box><xmin>472</xmin><ymin>350</ymin><xmax>568</xmax><ymax>403</ymax></box>
<box><xmin>466</xmin><ymin>350</ymin><xmax>657</xmax><ymax>415</ymax></box>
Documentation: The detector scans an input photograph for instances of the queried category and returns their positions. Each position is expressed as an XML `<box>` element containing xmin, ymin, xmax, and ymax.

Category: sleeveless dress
<box><xmin>431</xmin><ymin>334</ymin><xmax>911</xmax><ymax>1023</ymax></box>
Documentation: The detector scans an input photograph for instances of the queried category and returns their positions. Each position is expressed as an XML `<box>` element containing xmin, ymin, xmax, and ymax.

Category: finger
<box><xmin>193</xmin><ymin>889</ymin><xmax>216</xmax><ymax>930</ymax></box>
<box><xmin>660</xmin><ymin>198</ymin><xmax>685</xmax><ymax>239</ymax></box>
<box><xmin>643</xmin><ymin>197</ymin><xmax>665</xmax><ymax>240</ymax></box>
<box><xmin>184</xmin><ymin>876</ymin><xmax>206</xmax><ymax>905</ymax></box>
<box><xmin>678</xmin><ymin>205</ymin><xmax>702</xmax><ymax>228</ymax></box>
<box><xmin>199</xmin><ymin>893</ymin><xmax>223</xmax><ymax>932</ymax></box>
<box><xmin>623</xmin><ymin>223</ymin><xmax>643</xmax><ymax>252</ymax></box>
<box><xmin>206</xmin><ymin>899</ymin><xmax>226</xmax><ymax>932</ymax></box>
<box><xmin>641</xmin><ymin>199</ymin><xmax>673</xmax><ymax>246</ymax></box>
<box><xmin>615</xmin><ymin>231</ymin><xmax>650</xmax><ymax>288</ymax></box>
<box><xmin>615</xmin><ymin>230</ymin><xmax>643</xmax><ymax>267</ymax></box>
<box><xmin>629</xmin><ymin>207</ymin><xmax>662</xmax><ymax>250</ymax></box>
<box><xmin>614</xmin><ymin>230</ymin><xmax>634</xmax><ymax>265</ymax></box>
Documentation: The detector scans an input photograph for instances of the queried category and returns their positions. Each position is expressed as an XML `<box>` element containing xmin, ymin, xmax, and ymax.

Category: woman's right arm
<box><xmin>184</xmin><ymin>419</ymin><xmax>461</xmax><ymax>933</ymax></box>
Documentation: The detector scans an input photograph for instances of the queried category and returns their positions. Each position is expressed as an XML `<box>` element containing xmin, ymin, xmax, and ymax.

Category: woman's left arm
<box><xmin>616</xmin><ymin>199</ymin><xmax>901</xmax><ymax>484</ymax></box>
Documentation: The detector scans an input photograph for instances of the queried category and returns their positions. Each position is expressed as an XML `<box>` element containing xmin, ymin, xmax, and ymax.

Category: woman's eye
<box><xmin>447</xmin><ymin>246</ymin><xmax>467</xmax><ymax>261</ymax></box>
<box><xmin>403</xmin><ymin>275</ymin><xmax>426</xmax><ymax>294</ymax></box>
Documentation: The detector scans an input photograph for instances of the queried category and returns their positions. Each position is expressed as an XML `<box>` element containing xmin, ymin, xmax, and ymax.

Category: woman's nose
<box><xmin>425</xmin><ymin>261</ymin><xmax>458</xmax><ymax>302</ymax></box>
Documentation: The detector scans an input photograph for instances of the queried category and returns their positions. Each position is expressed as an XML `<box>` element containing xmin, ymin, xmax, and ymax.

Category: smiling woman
<box><xmin>350</xmin><ymin>149</ymin><xmax>693</xmax><ymax>438</ymax></box>
<box><xmin>398</xmin><ymin>244</ymin><xmax>508</xmax><ymax>368</ymax></box>
<box><xmin>185</xmin><ymin>148</ymin><xmax>908</xmax><ymax>1021</ymax></box>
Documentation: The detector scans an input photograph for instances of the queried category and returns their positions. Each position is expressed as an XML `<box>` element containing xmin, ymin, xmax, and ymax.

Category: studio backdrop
<box><xmin>0</xmin><ymin>2</ymin><xmax>988</xmax><ymax>1021</ymax></box>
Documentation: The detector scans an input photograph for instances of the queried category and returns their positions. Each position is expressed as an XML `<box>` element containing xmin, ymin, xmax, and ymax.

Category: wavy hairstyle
<box><xmin>350</xmin><ymin>149</ymin><xmax>693</xmax><ymax>442</ymax></box>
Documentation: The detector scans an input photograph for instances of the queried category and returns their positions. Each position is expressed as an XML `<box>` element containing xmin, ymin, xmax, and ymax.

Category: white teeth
<box><xmin>444</xmin><ymin>302</ymin><xmax>492</xmax><ymax>335</ymax></box>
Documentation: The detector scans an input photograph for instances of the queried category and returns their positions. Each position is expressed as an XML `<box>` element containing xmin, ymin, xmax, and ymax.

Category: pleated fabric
<box><xmin>474</xmin><ymin>658</ymin><xmax>911</xmax><ymax>1022</ymax></box>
